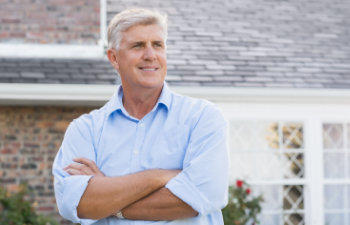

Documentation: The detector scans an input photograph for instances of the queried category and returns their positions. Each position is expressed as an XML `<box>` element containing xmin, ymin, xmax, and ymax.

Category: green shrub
<box><xmin>0</xmin><ymin>185</ymin><xmax>58</xmax><ymax>225</ymax></box>
<box><xmin>222</xmin><ymin>180</ymin><xmax>264</xmax><ymax>225</ymax></box>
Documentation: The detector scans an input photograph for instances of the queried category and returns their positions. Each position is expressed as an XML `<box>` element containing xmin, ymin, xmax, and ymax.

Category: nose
<box><xmin>143</xmin><ymin>45</ymin><xmax>156</xmax><ymax>61</ymax></box>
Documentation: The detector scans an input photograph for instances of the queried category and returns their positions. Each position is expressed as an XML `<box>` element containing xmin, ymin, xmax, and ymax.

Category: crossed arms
<box><xmin>64</xmin><ymin>157</ymin><xmax>197</xmax><ymax>220</ymax></box>
<box><xmin>53</xmin><ymin>105</ymin><xmax>229</xmax><ymax>224</ymax></box>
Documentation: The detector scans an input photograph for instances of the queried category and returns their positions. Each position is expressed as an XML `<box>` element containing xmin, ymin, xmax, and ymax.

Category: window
<box><xmin>219</xmin><ymin>100</ymin><xmax>350</xmax><ymax>225</ymax></box>
<box><xmin>229</xmin><ymin>120</ymin><xmax>305</xmax><ymax>225</ymax></box>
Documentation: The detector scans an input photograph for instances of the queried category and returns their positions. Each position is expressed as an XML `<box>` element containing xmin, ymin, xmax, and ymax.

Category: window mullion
<box><xmin>305</xmin><ymin>118</ymin><xmax>324</xmax><ymax>225</ymax></box>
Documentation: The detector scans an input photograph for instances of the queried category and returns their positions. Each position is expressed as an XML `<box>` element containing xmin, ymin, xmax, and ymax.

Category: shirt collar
<box><xmin>156</xmin><ymin>82</ymin><xmax>172</xmax><ymax>111</ymax></box>
<box><xmin>107</xmin><ymin>82</ymin><xmax>172</xmax><ymax>117</ymax></box>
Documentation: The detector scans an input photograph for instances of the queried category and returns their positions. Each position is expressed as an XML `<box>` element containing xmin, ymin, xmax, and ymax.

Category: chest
<box><xmin>95</xmin><ymin>116</ymin><xmax>190</xmax><ymax>176</ymax></box>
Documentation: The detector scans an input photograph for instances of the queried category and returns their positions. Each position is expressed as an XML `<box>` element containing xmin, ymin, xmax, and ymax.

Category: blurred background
<box><xmin>1</xmin><ymin>0</ymin><xmax>350</xmax><ymax>224</ymax></box>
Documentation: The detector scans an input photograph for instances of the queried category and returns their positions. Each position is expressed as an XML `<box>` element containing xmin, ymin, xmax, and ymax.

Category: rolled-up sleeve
<box><xmin>52</xmin><ymin>116</ymin><xmax>98</xmax><ymax>225</ymax></box>
<box><xmin>165</xmin><ymin>105</ymin><xmax>229</xmax><ymax>216</ymax></box>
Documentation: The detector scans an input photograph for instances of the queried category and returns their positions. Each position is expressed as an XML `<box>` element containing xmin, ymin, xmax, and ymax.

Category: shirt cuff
<box><xmin>165</xmin><ymin>171</ymin><xmax>214</xmax><ymax>215</ymax></box>
<box><xmin>60</xmin><ymin>175</ymin><xmax>97</xmax><ymax>225</ymax></box>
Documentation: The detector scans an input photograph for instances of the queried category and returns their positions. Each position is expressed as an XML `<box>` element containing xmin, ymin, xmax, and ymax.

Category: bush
<box><xmin>222</xmin><ymin>180</ymin><xmax>264</xmax><ymax>225</ymax></box>
<box><xmin>0</xmin><ymin>185</ymin><xmax>58</xmax><ymax>225</ymax></box>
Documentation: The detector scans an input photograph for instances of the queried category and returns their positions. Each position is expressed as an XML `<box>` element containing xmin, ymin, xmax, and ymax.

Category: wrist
<box><xmin>146</xmin><ymin>169</ymin><xmax>169</xmax><ymax>187</ymax></box>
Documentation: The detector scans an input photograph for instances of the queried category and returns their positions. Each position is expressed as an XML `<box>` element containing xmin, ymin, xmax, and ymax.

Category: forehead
<box><xmin>121</xmin><ymin>24</ymin><xmax>165</xmax><ymax>43</ymax></box>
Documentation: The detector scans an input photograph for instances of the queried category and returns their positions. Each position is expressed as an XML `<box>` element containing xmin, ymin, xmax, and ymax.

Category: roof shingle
<box><xmin>0</xmin><ymin>0</ymin><xmax>349</xmax><ymax>89</ymax></box>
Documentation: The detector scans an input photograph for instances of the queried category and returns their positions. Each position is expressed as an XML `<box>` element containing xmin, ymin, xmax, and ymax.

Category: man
<box><xmin>53</xmin><ymin>8</ymin><xmax>229</xmax><ymax>225</ymax></box>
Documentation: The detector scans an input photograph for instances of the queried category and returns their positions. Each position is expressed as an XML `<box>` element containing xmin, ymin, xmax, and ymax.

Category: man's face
<box><xmin>112</xmin><ymin>24</ymin><xmax>167</xmax><ymax>91</ymax></box>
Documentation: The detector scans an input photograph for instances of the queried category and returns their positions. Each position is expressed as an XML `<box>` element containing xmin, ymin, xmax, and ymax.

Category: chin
<box><xmin>140</xmin><ymin>79</ymin><xmax>164</xmax><ymax>89</ymax></box>
<box><xmin>142</xmin><ymin>83</ymin><xmax>164</xmax><ymax>90</ymax></box>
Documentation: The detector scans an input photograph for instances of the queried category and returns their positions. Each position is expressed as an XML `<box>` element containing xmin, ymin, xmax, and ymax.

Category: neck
<box><xmin>122</xmin><ymin>85</ymin><xmax>163</xmax><ymax>120</ymax></box>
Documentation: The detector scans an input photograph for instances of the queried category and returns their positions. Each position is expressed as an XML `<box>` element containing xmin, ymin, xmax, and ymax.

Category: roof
<box><xmin>0</xmin><ymin>0</ymin><xmax>350</xmax><ymax>89</ymax></box>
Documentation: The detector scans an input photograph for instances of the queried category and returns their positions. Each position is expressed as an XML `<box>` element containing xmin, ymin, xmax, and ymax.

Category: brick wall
<box><xmin>0</xmin><ymin>106</ymin><xmax>96</xmax><ymax>224</ymax></box>
<box><xmin>0</xmin><ymin>0</ymin><xmax>100</xmax><ymax>44</ymax></box>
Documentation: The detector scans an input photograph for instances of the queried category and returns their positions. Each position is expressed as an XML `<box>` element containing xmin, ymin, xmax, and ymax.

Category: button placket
<box><xmin>130</xmin><ymin>120</ymin><xmax>146</xmax><ymax>171</ymax></box>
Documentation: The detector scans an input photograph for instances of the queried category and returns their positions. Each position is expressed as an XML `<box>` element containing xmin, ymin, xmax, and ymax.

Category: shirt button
<box><xmin>139</xmin><ymin>122</ymin><xmax>145</xmax><ymax>128</ymax></box>
<box><xmin>134</xmin><ymin>150</ymin><xmax>139</xmax><ymax>155</ymax></box>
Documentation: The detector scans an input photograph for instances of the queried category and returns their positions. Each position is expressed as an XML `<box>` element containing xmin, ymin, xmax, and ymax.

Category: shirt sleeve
<box><xmin>52</xmin><ymin>115</ymin><xmax>98</xmax><ymax>225</ymax></box>
<box><xmin>165</xmin><ymin>104</ymin><xmax>229</xmax><ymax>216</ymax></box>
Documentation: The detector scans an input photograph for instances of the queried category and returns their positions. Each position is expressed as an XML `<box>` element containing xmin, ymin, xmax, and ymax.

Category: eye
<box><xmin>132</xmin><ymin>43</ymin><xmax>143</xmax><ymax>48</ymax></box>
<box><xmin>154</xmin><ymin>42</ymin><xmax>164</xmax><ymax>48</ymax></box>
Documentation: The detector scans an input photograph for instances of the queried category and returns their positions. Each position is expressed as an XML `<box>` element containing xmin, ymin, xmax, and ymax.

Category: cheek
<box><xmin>159</xmin><ymin>54</ymin><xmax>167</xmax><ymax>66</ymax></box>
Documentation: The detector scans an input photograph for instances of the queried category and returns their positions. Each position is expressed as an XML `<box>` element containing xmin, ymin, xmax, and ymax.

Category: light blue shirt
<box><xmin>52</xmin><ymin>83</ymin><xmax>229</xmax><ymax>225</ymax></box>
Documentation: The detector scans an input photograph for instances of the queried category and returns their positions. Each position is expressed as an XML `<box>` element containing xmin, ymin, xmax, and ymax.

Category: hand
<box><xmin>64</xmin><ymin>157</ymin><xmax>105</xmax><ymax>177</ymax></box>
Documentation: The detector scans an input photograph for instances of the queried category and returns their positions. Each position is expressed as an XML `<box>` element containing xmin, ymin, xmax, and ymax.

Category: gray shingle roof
<box><xmin>1</xmin><ymin>0</ymin><xmax>350</xmax><ymax>88</ymax></box>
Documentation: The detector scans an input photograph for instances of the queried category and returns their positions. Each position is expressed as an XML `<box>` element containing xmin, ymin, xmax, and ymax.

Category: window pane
<box><xmin>283</xmin><ymin>185</ymin><xmax>304</xmax><ymax>210</ymax></box>
<box><xmin>323</xmin><ymin>124</ymin><xmax>344</xmax><ymax>149</ymax></box>
<box><xmin>324</xmin><ymin>152</ymin><xmax>345</xmax><ymax>178</ymax></box>
<box><xmin>347</xmin><ymin>124</ymin><xmax>350</xmax><ymax>149</ymax></box>
<box><xmin>324</xmin><ymin>184</ymin><xmax>345</xmax><ymax>209</ymax></box>
<box><xmin>256</xmin><ymin>185</ymin><xmax>282</xmax><ymax>210</ymax></box>
<box><xmin>230</xmin><ymin>152</ymin><xmax>284</xmax><ymax>180</ymax></box>
<box><xmin>230</xmin><ymin>121</ymin><xmax>279</xmax><ymax>151</ymax></box>
<box><xmin>348</xmin><ymin>185</ymin><xmax>350</xmax><ymax>209</ymax></box>
<box><xmin>282</xmin><ymin>123</ymin><xmax>304</xmax><ymax>149</ymax></box>
<box><xmin>325</xmin><ymin>213</ymin><xmax>345</xmax><ymax>225</ymax></box>
<box><xmin>348</xmin><ymin>154</ymin><xmax>350</xmax><ymax>179</ymax></box>
<box><xmin>283</xmin><ymin>153</ymin><xmax>304</xmax><ymax>179</ymax></box>
<box><xmin>230</xmin><ymin>152</ymin><xmax>304</xmax><ymax>181</ymax></box>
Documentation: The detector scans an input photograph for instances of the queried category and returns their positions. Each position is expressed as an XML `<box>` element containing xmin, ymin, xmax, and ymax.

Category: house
<box><xmin>0</xmin><ymin>0</ymin><xmax>350</xmax><ymax>224</ymax></box>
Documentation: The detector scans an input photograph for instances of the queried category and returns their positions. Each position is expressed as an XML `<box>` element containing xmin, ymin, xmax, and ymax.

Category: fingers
<box><xmin>64</xmin><ymin>163</ymin><xmax>93</xmax><ymax>175</ymax></box>
<box><xmin>65</xmin><ymin>168</ymin><xmax>88</xmax><ymax>176</ymax></box>
<box><xmin>73</xmin><ymin>157</ymin><xmax>95</xmax><ymax>168</ymax></box>
<box><xmin>77</xmin><ymin>158</ymin><xmax>101</xmax><ymax>172</ymax></box>
<box><xmin>64</xmin><ymin>157</ymin><xmax>104</xmax><ymax>177</ymax></box>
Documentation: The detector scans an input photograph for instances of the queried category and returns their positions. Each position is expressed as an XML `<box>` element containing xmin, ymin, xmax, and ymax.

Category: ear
<box><xmin>107</xmin><ymin>48</ymin><xmax>119</xmax><ymax>70</ymax></box>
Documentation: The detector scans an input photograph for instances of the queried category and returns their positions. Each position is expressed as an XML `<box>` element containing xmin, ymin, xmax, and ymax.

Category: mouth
<box><xmin>139</xmin><ymin>67</ymin><xmax>158</xmax><ymax>71</ymax></box>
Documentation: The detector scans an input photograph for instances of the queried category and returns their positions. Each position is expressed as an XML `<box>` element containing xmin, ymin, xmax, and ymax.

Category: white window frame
<box><xmin>0</xmin><ymin>0</ymin><xmax>107</xmax><ymax>59</ymax></box>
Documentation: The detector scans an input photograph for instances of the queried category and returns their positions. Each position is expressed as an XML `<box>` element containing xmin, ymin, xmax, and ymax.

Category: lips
<box><xmin>139</xmin><ymin>66</ymin><xmax>158</xmax><ymax>71</ymax></box>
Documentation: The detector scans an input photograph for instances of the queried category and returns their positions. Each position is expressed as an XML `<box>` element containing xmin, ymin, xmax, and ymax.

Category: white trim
<box><xmin>1</xmin><ymin>83</ymin><xmax>350</xmax><ymax>106</ymax></box>
<box><xmin>0</xmin><ymin>44</ymin><xmax>105</xmax><ymax>59</ymax></box>
<box><xmin>0</xmin><ymin>83</ymin><xmax>115</xmax><ymax>106</ymax></box>
<box><xmin>174</xmin><ymin>86</ymin><xmax>350</xmax><ymax>104</ymax></box>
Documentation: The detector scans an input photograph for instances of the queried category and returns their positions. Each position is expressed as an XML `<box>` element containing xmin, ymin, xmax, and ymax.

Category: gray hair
<box><xmin>108</xmin><ymin>8</ymin><xmax>168</xmax><ymax>50</ymax></box>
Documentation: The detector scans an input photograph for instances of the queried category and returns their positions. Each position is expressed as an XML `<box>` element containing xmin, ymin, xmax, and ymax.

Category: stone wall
<box><xmin>0</xmin><ymin>106</ymin><xmax>96</xmax><ymax>224</ymax></box>
<box><xmin>0</xmin><ymin>0</ymin><xmax>100</xmax><ymax>44</ymax></box>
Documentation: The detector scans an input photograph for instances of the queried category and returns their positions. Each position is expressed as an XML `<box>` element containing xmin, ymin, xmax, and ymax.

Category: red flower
<box><xmin>236</xmin><ymin>180</ymin><xmax>243</xmax><ymax>188</ymax></box>
<box><xmin>246</xmin><ymin>188</ymin><xmax>251</xmax><ymax>195</ymax></box>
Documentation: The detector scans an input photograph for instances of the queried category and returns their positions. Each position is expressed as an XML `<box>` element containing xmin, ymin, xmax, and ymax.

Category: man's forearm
<box><xmin>122</xmin><ymin>187</ymin><xmax>198</xmax><ymax>221</ymax></box>
<box><xmin>77</xmin><ymin>170</ymin><xmax>178</xmax><ymax>220</ymax></box>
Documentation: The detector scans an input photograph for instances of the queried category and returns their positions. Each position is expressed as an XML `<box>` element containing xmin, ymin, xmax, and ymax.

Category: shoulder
<box><xmin>69</xmin><ymin>103</ymin><xmax>109</xmax><ymax>133</ymax></box>
<box><xmin>170</xmin><ymin>91</ymin><xmax>227</xmax><ymax>128</ymax></box>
